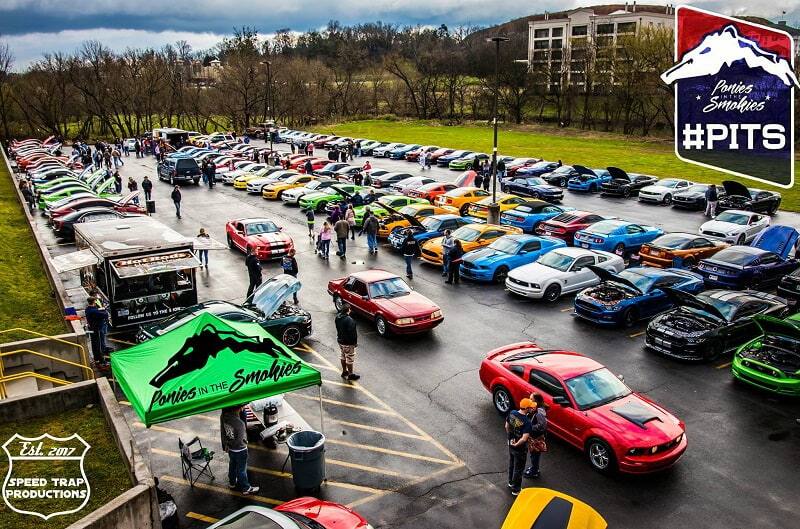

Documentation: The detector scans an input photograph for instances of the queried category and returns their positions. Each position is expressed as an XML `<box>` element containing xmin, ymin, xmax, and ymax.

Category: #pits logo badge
<box><xmin>661</xmin><ymin>6</ymin><xmax>799</xmax><ymax>188</ymax></box>
<box><xmin>2</xmin><ymin>433</ymin><xmax>91</xmax><ymax>520</ymax></box>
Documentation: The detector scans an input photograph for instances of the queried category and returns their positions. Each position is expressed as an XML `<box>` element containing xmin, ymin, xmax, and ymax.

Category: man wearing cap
<box><xmin>505</xmin><ymin>398</ymin><xmax>535</xmax><ymax>496</ymax></box>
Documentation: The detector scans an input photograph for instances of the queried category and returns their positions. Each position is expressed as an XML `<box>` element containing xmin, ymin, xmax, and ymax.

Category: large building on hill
<box><xmin>526</xmin><ymin>3</ymin><xmax>675</xmax><ymax>90</ymax></box>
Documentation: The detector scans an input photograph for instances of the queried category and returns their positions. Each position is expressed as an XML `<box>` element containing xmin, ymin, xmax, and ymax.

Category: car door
<box><xmin>754</xmin><ymin>252</ymin><xmax>782</xmax><ymax>287</ymax></box>
<box><xmin>646</xmin><ymin>276</ymin><xmax>681</xmax><ymax>317</ymax></box>
<box><xmin>528</xmin><ymin>369</ymin><xmax>583</xmax><ymax>446</ymax></box>
<box><xmin>232</xmin><ymin>222</ymin><xmax>247</xmax><ymax>249</ymax></box>
<box><xmin>341</xmin><ymin>277</ymin><xmax>370</xmax><ymax>316</ymax></box>
<box><xmin>746</xmin><ymin>215</ymin><xmax>765</xmax><ymax>239</ymax></box>
<box><xmin>565</xmin><ymin>255</ymin><xmax>597</xmax><ymax>293</ymax></box>
<box><xmin>518</xmin><ymin>240</ymin><xmax>542</xmax><ymax>266</ymax></box>
<box><xmin>625</xmin><ymin>224</ymin><xmax>646</xmax><ymax>248</ymax></box>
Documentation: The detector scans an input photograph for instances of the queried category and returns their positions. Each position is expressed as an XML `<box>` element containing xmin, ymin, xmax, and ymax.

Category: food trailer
<box><xmin>62</xmin><ymin>216</ymin><xmax>200</xmax><ymax>328</ymax></box>
<box><xmin>152</xmin><ymin>127</ymin><xmax>190</xmax><ymax>147</ymax></box>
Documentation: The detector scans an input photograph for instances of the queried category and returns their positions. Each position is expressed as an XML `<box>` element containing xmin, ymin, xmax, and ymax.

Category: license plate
<box><xmin>580</xmin><ymin>242</ymin><xmax>590</xmax><ymax>248</ymax></box>
<box><xmin>709</xmin><ymin>274</ymin><xmax>719</xmax><ymax>281</ymax></box>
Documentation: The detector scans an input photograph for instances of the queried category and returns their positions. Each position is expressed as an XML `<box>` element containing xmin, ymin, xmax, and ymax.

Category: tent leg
<box><xmin>318</xmin><ymin>385</ymin><xmax>324</xmax><ymax>434</ymax></box>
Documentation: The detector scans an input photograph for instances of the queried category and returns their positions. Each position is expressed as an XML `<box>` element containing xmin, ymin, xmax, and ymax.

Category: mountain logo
<box><xmin>662</xmin><ymin>6</ymin><xmax>796</xmax><ymax>188</ymax></box>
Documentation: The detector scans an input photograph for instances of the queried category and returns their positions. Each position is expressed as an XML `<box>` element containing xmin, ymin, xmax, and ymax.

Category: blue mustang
<box><xmin>499</xmin><ymin>201</ymin><xmax>575</xmax><ymax>233</ymax></box>
<box><xmin>387</xmin><ymin>214</ymin><xmax>471</xmax><ymax>250</ymax></box>
<box><xmin>459</xmin><ymin>234</ymin><xmax>566</xmax><ymax>283</ymax></box>
<box><xmin>574</xmin><ymin>266</ymin><xmax>705</xmax><ymax>327</ymax></box>
<box><xmin>389</xmin><ymin>144</ymin><xmax>422</xmax><ymax>160</ymax></box>
<box><xmin>567</xmin><ymin>167</ymin><xmax>612</xmax><ymax>192</ymax></box>
<box><xmin>697</xmin><ymin>225</ymin><xmax>799</xmax><ymax>290</ymax></box>
<box><xmin>574</xmin><ymin>219</ymin><xmax>663</xmax><ymax>254</ymax></box>
<box><xmin>515</xmin><ymin>161</ymin><xmax>561</xmax><ymax>177</ymax></box>
<box><xmin>501</xmin><ymin>176</ymin><xmax>564</xmax><ymax>202</ymax></box>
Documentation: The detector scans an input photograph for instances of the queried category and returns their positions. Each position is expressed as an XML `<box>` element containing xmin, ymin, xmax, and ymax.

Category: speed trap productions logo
<box><xmin>2</xmin><ymin>433</ymin><xmax>91</xmax><ymax>520</ymax></box>
<box><xmin>661</xmin><ymin>6</ymin><xmax>799</xmax><ymax>188</ymax></box>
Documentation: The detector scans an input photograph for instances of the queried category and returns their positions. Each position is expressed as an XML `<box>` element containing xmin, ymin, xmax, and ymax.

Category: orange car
<box><xmin>639</xmin><ymin>232</ymin><xmax>728</xmax><ymax>268</ymax></box>
<box><xmin>377</xmin><ymin>203</ymin><xmax>458</xmax><ymax>237</ymax></box>
<box><xmin>434</xmin><ymin>187</ymin><xmax>490</xmax><ymax>215</ymax></box>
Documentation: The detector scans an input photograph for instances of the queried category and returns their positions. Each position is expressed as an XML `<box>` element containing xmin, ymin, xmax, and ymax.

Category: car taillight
<box><xmin>592</xmin><ymin>237</ymin><xmax>604</xmax><ymax>244</ymax></box>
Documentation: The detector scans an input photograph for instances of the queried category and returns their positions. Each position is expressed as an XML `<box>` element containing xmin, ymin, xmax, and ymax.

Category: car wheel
<box><xmin>316</xmin><ymin>201</ymin><xmax>328</xmax><ymax>213</ymax></box>
<box><xmin>276</xmin><ymin>191</ymin><xmax>284</xmax><ymax>199</ymax></box>
<box><xmin>682</xmin><ymin>257</ymin><xmax>696</xmax><ymax>268</ymax></box>
<box><xmin>459</xmin><ymin>204</ymin><xmax>470</xmax><ymax>216</ymax></box>
<box><xmin>589</xmin><ymin>185</ymin><xmax>596</xmax><ymax>193</ymax></box>
<box><xmin>662</xmin><ymin>194</ymin><xmax>672</xmax><ymax>205</ymax></box>
<box><xmin>559</xmin><ymin>178</ymin><xmax>567</xmax><ymax>188</ymax></box>
<box><xmin>586</xmin><ymin>438</ymin><xmax>616</xmax><ymax>474</ymax></box>
<box><xmin>333</xmin><ymin>295</ymin><xmax>345</xmax><ymax>312</ymax></box>
<box><xmin>768</xmin><ymin>204</ymin><xmax>778</xmax><ymax>215</ymax></box>
<box><xmin>622</xmin><ymin>308</ymin><xmax>638</xmax><ymax>328</ymax></box>
<box><xmin>736</xmin><ymin>234</ymin><xmax>746</xmax><ymax>245</ymax></box>
<box><xmin>227</xmin><ymin>234</ymin><xmax>234</xmax><ymax>249</ymax></box>
<box><xmin>531</xmin><ymin>191</ymin><xmax>540</xmax><ymax>199</ymax></box>
<box><xmin>280</xmin><ymin>325</ymin><xmax>302</xmax><ymax>348</ymax></box>
<box><xmin>375</xmin><ymin>315</ymin><xmax>389</xmax><ymax>337</ymax></box>
<box><xmin>501</xmin><ymin>184</ymin><xmax>509</xmax><ymax>193</ymax></box>
<box><xmin>543</xmin><ymin>284</ymin><xmax>561</xmax><ymax>303</ymax></box>
<box><xmin>194</xmin><ymin>179</ymin><xmax>200</xmax><ymax>186</ymax></box>
<box><xmin>623</xmin><ymin>188</ymin><xmax>631</xmax><ymax>198</ymax></box>
<box><xmin>492</xmin><ymin>386</ymin><xmax>513</xmax><ymax>416</ymax></box>
<box><xmin>493</xmin><ymin>266</ymin><xmax>510</xmax><ymax>284</ymax></box>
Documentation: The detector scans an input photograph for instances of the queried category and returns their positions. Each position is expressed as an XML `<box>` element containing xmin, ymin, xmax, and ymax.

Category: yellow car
<box><xmin>420</xmin><ymin>223</ymin><xmax>521</xmax><ymax>266</ymax></box>
<box><xmin>232</xmin><ymin>167</ymin><xmax>278</xmax><ymax>189</ymax></box>
<box><xmin>263</xmin><ymin>173</ymin><xmax>317</xmax><ymax>199</ymax></box>
<box><xmin>467</xmin><ymin>194</ymin><xmax>528</xmax><ymax>220</ymax></box>
<box><xmin>377</xmin><ymin>203</ymin><xmax>458</xmax><ymax>238</ymax></box>
<box><xmin>502</xmin><ymin>488</ymin><xmax>607</xmax><ymax>529</ymax></box>
<box><xmin>434</xmin><ymin>186</ymin><xmax>491</xmax><ymax>215</ymax></box>
<box><xmin>191</xmin><ymin>135</ymin><xmax>209</xmax><ymax>147</ymax></box>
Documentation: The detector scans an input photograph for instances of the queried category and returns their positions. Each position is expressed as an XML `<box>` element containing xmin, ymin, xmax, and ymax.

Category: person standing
<box><xmin>506</xmin><ymin>398</ymin><xmax>534</xmax><ymax>496</ymax></box>
<box><xmin>446</xmin><ymin>239</ymin><xmax>464</xmax><ymax>284</ymax></box>
<box><xmin>112</xmin><ymin>146</ymin><xmax>123</xmax><ymax>167</ymax></box>
<box><xmin>134</xmin><ymin>139</ymin><xmax>141</xmax><ymax>158</ymax></box>
<box><xmin>281</xmin><ymin>249</ymin><xmax>300</xmax><ymax>303</ymax></box>
<box><xmin>361</xmin><ymin>211</ymin><xmax>379</xmax><ymax>254</ymax></box>
<box><xmin>319</xmin><ymin>221</ymin><xmax>333</xmax><ymax>260</ymax></box>
<box><xmin>20</xmin><ymin>181</ymin><xmax>35</xmax><ymax>213</ymax></box>
<box><xmin>304</xmin><ymin>158</ymin><xmax>313</xmax><ymax>175</ymax></box>
<box><xmin>474</xmin><ymin>171</ymin><xmax>484</xmax><ymax>191</ymax></box>
<box><xmin>401</xmin><ymin>229</ymin><xmax>419</xmax><ymax>279</ymax></box>
<box><xmin>419</xmin><ymin>150</ymin><xmax>427</xmax><ymax>171</ymax></box>
<box><xmin>171</xmin><ymin>185</ymin><xmax>182</xmax><ymax>218</ymax></box>
<box><xmin>201</xmin><ymin>159</ymin><xmax>210</xmax><ymax>185</ymax></box>
<box><xmin>705</xmin><ymin>184</ymin><xmax>718</xmax><ymax>218</ymax></box>
<box><xmin>141</xmin><ymin>175</ymin><xmax>153</xmax><ymax>202</ymax></box>
<box><xmin>335</xmin><ymin>305</ymin><xmax>360</xmax><ymax>381</ymax></box>
<box><xmin>208</xmin><ymin>160</ymin><xmax>216</xmax><ymax>188</ymax></box>
<box><xmin>334</xmin><ymin>217</ymin><xmax>350</xmax><ymax>259</ymax></box>
<box><xmin>85</xmin><ymin>297</ymin><xmax>111</xmax><ymax>367</ymax></box>
<box><xmin>353</xmin><ymin>171</ymin><xmax>363</xmax><ymax>186</ymax></box>
<box><xmin>525</xmin><ymin>393</ymin><xmax>548</xmax><ymax>479</ymax></box>
<box><xmin>220</xmin><ymin>405</ymin><xmax>260</xmax><ymax>495</ymax></box>
<box><xmin>497</xmin><ymin>159</ymin><xmax>506</xmax><ymax>182</ymax></box>
<box><xmin>345</xmin><ymin>204</ymin><xmax>356</xmax><ymax>240</ymax></box>
<box><xmin>329</xmin><ymin>204</ymin><xmax>342</xmax><ymax>224</ymax></box>
<box><xmin>305</xmin><ymin>209</ymin><xmax>316</xmax><ymax>238</ymax></box>
<box><xmin>113</xmin><ymin>171</ymin><xmax>123</xmax><ymax>193</ymax></box>
<box><xmin>441</xmin><ymin>229</ymin><xmax>455</xmax><ymax>278</ymax></box>
<box><xmin>196</xmin><ymin>228</ymin><xmax>210</xmax><ymax>268</ymax></box>
<box><xmin>245</xmin><ymin>247</ymin><xmax>262</xmax><ymax>298</ymax></box>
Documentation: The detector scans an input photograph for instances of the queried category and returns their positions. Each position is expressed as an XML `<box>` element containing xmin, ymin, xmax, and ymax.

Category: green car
<box><xmin>449</xmin><ymin>153</ymin><xmax>489</xmax><ymax>171</ymax></box>
<box><xmin>39</xmin><ymin>178</ymin><xmax>117</xmax><ymax>209</ymax></box>
<box><xmin>299</xmin><ymin>184</ymin><xmax>362</xmax><ymax>212</ymax></box>
<box><xmin>352</xmin><ymin>195</ymin><xmax>429</xmax><ymax>226</ymax></box>
<box><xmin>732</xmin><ymin>314</ymin><xmax>800</xmax><ymax>396</ymax></box>
<box><xmin>34</xmin><ymin>169</ymin><xmax>107</xmax><ymax>196</ymax></box>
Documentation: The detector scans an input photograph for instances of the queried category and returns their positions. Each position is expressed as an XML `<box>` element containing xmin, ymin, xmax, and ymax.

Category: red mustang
<box><xmin>297</xmin><ymin>158</ymin><xmax>330</xmax><ymax>173</ymax></box>
<box><xmin>225</xmin><ymin>217</ymin><xmax>294</xmax><ymax>260</ymax></box>
<box><xmin>535</xmin><ymin>210</ymin><xmax>608</xmax><ymax>246</ymax></box>
<box><xmin>327</xmin><ymin>270</ymin><xmax>443</xmax><ymax>336</ymax></box>
<box><xmin>48</xmin><ymin>192</ymin><xmax>146</xmax><ymax>221</ymax></box>
<box><xmin>406</xmin><ymin>182</ymin><xmax>458</xmax><ymax>203</ymax></box>
<box><xmin>479</xmin><ymin>342</ymin><xmax>686</xmax><ymax>474</ymax></box>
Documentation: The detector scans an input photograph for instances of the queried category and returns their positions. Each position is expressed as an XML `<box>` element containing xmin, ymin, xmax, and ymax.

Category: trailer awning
<box><xmin>110</xmin><ymin>250</ymin><xmax>200</xmax><ymax>279</ymax></box>
<box><xmin>51</xmin><ymin>249</ymin><xmax>101</xmax><ymax>273</ymax></box>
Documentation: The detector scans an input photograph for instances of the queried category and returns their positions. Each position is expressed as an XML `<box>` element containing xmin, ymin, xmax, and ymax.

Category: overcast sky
<box><xmin>2</xmin><ymin>0</ymin><xmax>800</xmax><ymax>68</ymax></box>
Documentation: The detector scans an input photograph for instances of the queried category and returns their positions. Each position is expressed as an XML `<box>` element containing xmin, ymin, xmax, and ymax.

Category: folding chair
<box><xmin>179</xmin><ymin>436</ymin><xmax>215</xmax><ymax>487</ymax></box>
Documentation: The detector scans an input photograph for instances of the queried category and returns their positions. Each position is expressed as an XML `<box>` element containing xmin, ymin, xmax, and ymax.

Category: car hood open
<box><xmin>754</xmin><ymin>315</ymin><xmax>800</xmax><ymax>341</ymax></box>
<box><xmin>572</xmin><ymin>165</ymin><xmax>596</xmax><ymax>177</ymax></box>
<box><xmin>661</xmin><ymin>287</ymin><xmax>727</xmax><ymax>321</ymax></box>
<box><xmin>722</xmin><ymin>180</ymin><xmax>750</xmax><ymax>198</ymax></box>
<box><xmin>750</xmin><ymin>225</ymin><xmax>798</xmax><ymax>259</ymax></box>
<box><xmin>606</xmin><ymin>166</ymin><xmax>629</xmax><ymax>182</ymax></box>
<box><xmin>586</xmin><ymin>265</ymin><xmax>643</xmax><ymax>295</ymax></box>
<box><xmin>249</xmin><ymin>274</ymin><xmax>301</xmax><ymax>317</ymax></box>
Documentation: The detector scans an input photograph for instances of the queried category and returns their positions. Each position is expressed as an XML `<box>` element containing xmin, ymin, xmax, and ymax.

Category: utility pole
<box><xmin>261</xmin><ymin>60</ymin><xmax>273</xmax><ymax>152</ymax></box>
<box><xmin>486</xmin><ymin>36</ymin><xmax>508</xmax><ymax>225</ymax></box>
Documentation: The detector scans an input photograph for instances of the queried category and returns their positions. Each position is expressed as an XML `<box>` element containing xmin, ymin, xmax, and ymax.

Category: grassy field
<box><xmin>0</xmin><ymin>157</ymin><xmax>66</xmax><ymax>341</ymax></box>
<box><xmin>314</xmin><ymin>119</ymin><xmax>800</xmax><ymax>213</ymax></box>
<box><xmin>0</xmin><ymin>407</ymin><xmax>132</xmax><ymax>529</ymax></box>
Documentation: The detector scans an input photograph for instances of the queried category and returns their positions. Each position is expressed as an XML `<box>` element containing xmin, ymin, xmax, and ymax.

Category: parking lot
<box><xmin>29</xmin><ymin>142</ymin><xmax>800</xmax><ymax>529</ymax></box>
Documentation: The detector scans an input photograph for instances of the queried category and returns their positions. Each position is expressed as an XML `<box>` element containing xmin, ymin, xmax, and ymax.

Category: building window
<box><xmin>534</xmin><ymin>40</ymin><xmax>550</xmax><ymax>50</ymax></box>
<box><xmin>595</xmin><ymin>36</ymin><xmax>614</xmax><ymax>48</ymax></box>
<box><xmin>617</xmin><ymin>22</ymin><xmax>637</xmax><ymax>33</ymax></box>
<box><xmin>552</xmin><ymin>27</ymin><xmax>563</xmax><ymax>37</ymax></box>
<box><xmin>551</xmin><ymin>50</ymin><xmax>563</xmax><ymax>60</ymax></box>
<box><xmin>597</xmin><ymin>23</ymin><xmax>614</xmax><ymax>35</ymax></box>
<box><xmin>551</xmin><ymin>39</ymin><xmax>562</xmax><ymax>49</ymax></box>
<box><xmin>572</xmin><ymin>25</ymin><xmax>588</xmax><ymax>36</ymax></box>
<box><xmin>532</xmin><ymin>51</ymin><xmax>548</xmax><ymax>61</ymax></box>
<box><xmin>534</xmin><ymin>28</ymin><xmax>549</xmax><ymax>38</ymax></box>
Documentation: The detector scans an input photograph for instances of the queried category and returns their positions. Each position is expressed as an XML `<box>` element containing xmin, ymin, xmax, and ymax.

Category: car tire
<box><xmin>543</xmin><ymin>284</ymin><xmax>561</xmax><ymax>303</ymax></box>
<box><xmin>623</xmin><ymin>188</ymin><xmax>631</xmax><ymax>198</ymax></box>
<box><xmin>768</xmin><ymin>204</ymin><xmax>779</xmax><ymax>215</ymax></box>
<box><xmin>375</xmin><ymin>315</ymin><xmax>389</xmax><ymax>337</ymax></box>
<box><xmin>227</xmin><ymin>234</ymin><xmax>234</xmax><ymax>249</ymax></box>
<box><xmin>280</xmin><ymin>325</ymin><xmax>302</xmax><ymax>348</ymax></box>
<box><xmin>276</xmin><ymin>191</ymin><xmax>284</xmax><ymax>199</ymax></box>
<box><xmin>682</xmin><ymin>257</ymin><xmax>696</xmax><ymax>268</ymax></box>
<box><xmin>586</xmin><ymin>438</ymin><xmax>616</xmax><ymax>474</ymax></box>
<box><xmin>492</xmin><ymin>386</ymin><xmax>513</xmax><ymax>416</ymax></box>
<box><xmin>194</xmin><ymin>179</ymin><xmax>200</xmax><ymax>186</ymax></box>
<box><xmin>493</xmin><ymin>266</ymin><xmax>510</xmax><ymax>284</ymax></box>
<box><xmin>502</xmin><ymin>184</ymin><xmax>509</xmax><ymax>193</ymax></box>
<box><xmin>459</xmin><ymin>204</ymin><xmax>470</xmax><ymax>216</ymax></box>
<box><xmin>559</xmin><ymin>178</ymin><xmax>567</xmax><ymax>188</ymax></box>
<box><xmin>316</xmin><ymin>201</ymin><xmax>328</xmax><ymax>213</ymax></box>
<box><xmin>622</xmin><ymin>307</ymin><xmax>638</xmax><ymax>328</ymax></box>
<box><xmin>662</xmin><ymin>194</ymin><xmax>672</xmax><ymax>205</ymax></box>
<box><xmin>531</xmin><ymin>191</ymin><xmax>540</xmax><ymax>199</ymax></box>
<box><xmin>737</xmin><ymin>234</ymin><xmax>746</xmax><ymax>245</ymax></box>
<box><xmin>589</xmin><ymin>185</ymin><xmax>597</xmax><ymax>193</ymax></box>
<box><xmin>333</xmin><ymin>295</ymin><xmax>345</xmax><ymax>312</ymax></box>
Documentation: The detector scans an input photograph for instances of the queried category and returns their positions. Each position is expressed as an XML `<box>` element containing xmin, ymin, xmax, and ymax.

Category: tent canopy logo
<box><xmin>661</xmin><ymin>6</ymin><xmax>799</xmax><ymax>188</ymax></box>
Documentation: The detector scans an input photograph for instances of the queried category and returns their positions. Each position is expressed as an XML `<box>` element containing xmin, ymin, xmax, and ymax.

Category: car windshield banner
<box><xmin>661</xmin><ymin>6</ymin><xmax>799</xmax><ymax>188</ymax></box>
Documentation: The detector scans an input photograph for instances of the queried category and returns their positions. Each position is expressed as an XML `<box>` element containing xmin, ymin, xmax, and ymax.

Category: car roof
<box><xmin>235</xmin><ymin>218</ymin><xmax>277</xmax><ymax>225</ymax></box>
<box><xmin>349</xmin><ymin>269</ymin><xmax>398</xmax><ymax>282</ymax></box>
<box><xmin>551</xmin><ymin>246</ymin><xmax>600</xmax><ymax>257</ymax></box>
<box><xmin>508</xmin><ymin>351</ymin><xmax>603</xmax><ymax>380</ymax></box>
<box><xmin>716</xmin><ymin>246</ymin><xmax>766</xmax><ymax>256</ymax></box>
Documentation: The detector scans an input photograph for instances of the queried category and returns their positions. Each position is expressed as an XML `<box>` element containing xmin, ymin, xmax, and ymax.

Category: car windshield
<box><xmin>714</xmin><ymin>248</ymin><xmax>758</xmax><ymax>266</ymax></box>
<box><xmin>488</xmin><ymin>238</ymin><xmax>521</xmax><ymax>254</ymax></box>
<box><xmin>306</xmin><ymin>180</ymin><xmax>324</xmax><ymax>190</ymax></box>
<box><xmin>452</xmin><ymin>226</ymin><xmax>482</xmax><ymax>242</ymax></box>
<box><xmin>399</xmin><ymin>205</ymin><xmax>422</xmax><ymax>216</ymax></box>
<box><xmin>528</xmin><ymin>162</ymin><xmax>552</xmax><ymax>170</ymax></box>
<box><xmin>369</xmin><ymin>277</ymin><xmax>411</xmax><ymax>298</ymax></box>
<box><xmin>538</xmin><ymin>251</ymin><xmax>574</xmax><ymax>272</ymax></box>
<box><xmin>651</xmin><ymin>233</ymin><xmax>693</xmax><ymax>249</ymax></box>
<box><xmin>657</xmin><ymin>179</ymin><xmax>681</xmax><ymax>188</ymax></box>
<box><xmin>525</xmin><ymin>178</ymin><xmax>546</xmax><ymax>186</ymax></box>
<box><xmin>513</xmin><ymin>205</ymin><xmax>536</xmax><ymax>214</ymax></box>
<box><xmin>421</xmin><ymin>217</ymin><xmax>443</xmax><ymax>231</ymax></box>
<box><xmin>565</xmin><ymin>368</ymin><xmax>631</xmax><ymax>410</ymax></box>
<box><xmin>587</xmin><ymin>220</ymin><xmax>623</xmax><ymax>235</ymax></box>
<box><xmin>693</xmin><ymin>293</ymin><xmax>738</xmax><ymax>321</ymax></box>
<box><xmin>211</xmin><ymin>511</ymin><xmax>286</xmax><ymax>529</ymax></box>
<box><xmin>714</xmin><ymin>211</ymin><xmax>750</xmax><ymax>225</ymax></box>
<box><xmin>245</xmin><ymin>221</ymin><xmax>279</xmax><ymax>235</ymax></box>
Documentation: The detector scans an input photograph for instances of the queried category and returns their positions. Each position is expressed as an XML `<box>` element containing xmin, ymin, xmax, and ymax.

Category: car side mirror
<box><xmin>617</xmin><ymin>374</ymin><xmax>625</xmax><ymax>382</ymax></box>
<box><xmin>553</xmin><ymin>396</ymin><xmax>570</xmax><ymax>407</ymax></box>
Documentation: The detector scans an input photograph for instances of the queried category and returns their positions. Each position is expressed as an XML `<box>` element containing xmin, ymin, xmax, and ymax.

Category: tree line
<box><xmin>0</xmin><ymin>22</ymin><xmax>683</xmax><ymax>140</ymax></box>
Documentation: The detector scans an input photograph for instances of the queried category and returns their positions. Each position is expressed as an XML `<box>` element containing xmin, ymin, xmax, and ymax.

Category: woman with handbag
<box><xmin>525</xmin><ymin>392</ymin><xmax>549</xmax><ymax>479</ymax></box>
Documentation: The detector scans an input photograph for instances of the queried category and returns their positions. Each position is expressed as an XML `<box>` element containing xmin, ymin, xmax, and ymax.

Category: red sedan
<box><xmin>297</xmin><ymin>158</ymin><xmax>330</xmax><ymax>173</ymax></box>
<box><xmin>535</xmin><ymin>210</ymin><xmax>607</xmax><ymax>246</ymax></box>
<box><xmin>48</xmin><ymin>192</ymin><xmax>146</xmax><ymax>221</ymax></box>
<box><xmin>479</xmin><ymin>342</ymin><xmax>687</xmax><ymax>474</ymax></box>
<box><xmin>208</xmin><ymin>501</ymin><xmax>371</xmax><ymax>529</ymax></box>
<box><xmin>406</xmin><ymin>182</ymin><xmax>458</xmax><ymax>203</ymax></box>
<box><xmin>289</xmin><ymin>155</ymin><xmax>314</xmax><ymax>170</ymax></box>
<box><xmin>226</xmin><ymin>217</ymin><xmax>294</xmax><ymax>260</ymax></box>
<box><xmin>327</xmin><ymin>270</ymin><xmax>443</xmax><ymax>336</ymax></box>
<box><xmin>506</xmin><ymin>158</ymin><xmax>541</xmax><ymax>177</ymax></box>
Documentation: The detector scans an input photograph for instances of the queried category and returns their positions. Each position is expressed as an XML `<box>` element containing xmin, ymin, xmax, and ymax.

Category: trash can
<box><xmin>286</xmin><ymin>430</ymin><xmax>325</xmax><ymax>494</ymax></box>
<box><xmin>146</xmin><ymin>200</ymin><xmax>156</xmax><ymax>214</ymax></box>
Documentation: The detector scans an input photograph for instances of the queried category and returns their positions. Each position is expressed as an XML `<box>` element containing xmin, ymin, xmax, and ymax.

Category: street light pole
<box><xmin>486</xmin><ymin>36</ymin><xmax>508</xmax><ymax>225</ymax></box>
<box><xmin>261</xmin><ymin>60</ymin><xmax>273</xmax><ymax>152</ymax></box>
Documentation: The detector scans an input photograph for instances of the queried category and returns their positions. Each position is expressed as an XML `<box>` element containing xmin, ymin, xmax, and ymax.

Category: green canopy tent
<box><xmin>111</xmin><ymin>312</ymin><xmax>322</xmax><ymax>427</ymax></box>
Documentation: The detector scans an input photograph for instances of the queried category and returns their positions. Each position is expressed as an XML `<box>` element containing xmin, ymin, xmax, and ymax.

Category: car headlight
<box><xmin>430</xmin><ymin>310</ymin><xmax>442</xmax><ymax>319</ymax></box>
<box><xmin>396</xmin><ymin>317</ymin><xmax>414</xmax><ymax>325</ymax></box>
<box><xmin>530</xmin><ymin>283</ymin><xmax>540</xmax><ymax>289</ymax></box>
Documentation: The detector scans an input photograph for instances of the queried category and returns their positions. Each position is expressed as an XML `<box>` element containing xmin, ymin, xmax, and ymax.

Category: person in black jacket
<box><xmin>704</xmin><ymin>184</ymin><xmax>718</xmax><ymax>218</ymax></box>
<box><xmin>281</xmin><ymin>249</ymin><xmax>299</xmax><ymax>303</ymax></box>
<box><xmin>335</xmin><ymin>305</ymin><xmax>359</xmax><ymax>381</ymax></box>
<box><xmin>401</xmin><ymin>230</ymin><xmax>420</xmax><ymax>279</ymax></box>
<box><xmin>170</xmin><ymin>185</ymin><xmax>182</xmax><ymax>218</ymax></box>
<box><xmin>245</xmin><ymin>247</ymin><xmax>262</xmax><ymax>299</ymax></box>
<box><xmin>85</xmin><ymin>297</ymin><xmax>111</xmax><ymax>365</ymax></box>
<box><xmin>141</xmin><ymin>176</ymin><xmax>153</xmax><ymax>201</ymax></box>
<box><xmin>446</xmin><ymin>240</ymin><xmax>464</xmax><ymax>284</ymax></box>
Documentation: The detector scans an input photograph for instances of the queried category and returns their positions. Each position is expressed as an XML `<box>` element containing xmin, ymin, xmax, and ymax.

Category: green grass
<box><xmin>314</xmin><ymin>119</ymin><xmax>800</xmax><ymax>212</ymax></box>
<box><xmin>0</xmin><ymin>158</ymin><xmax>66</xmax><ymax>342</ymax></box>
<box><xmin>0</xmin><ymin>406</ymin><xmax>132</xmax><ymax>529</ymax></box>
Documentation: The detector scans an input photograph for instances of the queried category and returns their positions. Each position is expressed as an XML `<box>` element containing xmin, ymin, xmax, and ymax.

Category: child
<box><xmin>319</xmin><ymin>222</ymin><xmax>332</xmax><ymax>260</ymax></box>
<box><xmin>305</xmin><ymin>209</ymin><xmax>315</xmax><ymax>238</ymax></box>
<box><xmin>281</xmin><ymin>249</ymin><xmax>299</xmax><ymax>303</ymax></box>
